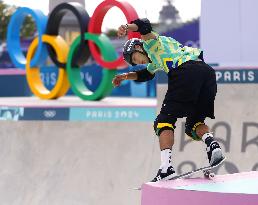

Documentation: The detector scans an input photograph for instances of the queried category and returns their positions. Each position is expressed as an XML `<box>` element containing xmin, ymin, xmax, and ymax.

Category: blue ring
<box><xmin>6</xmin><ymin>7</ymin><xmax>48</xmax><ymax>69</ymax></box>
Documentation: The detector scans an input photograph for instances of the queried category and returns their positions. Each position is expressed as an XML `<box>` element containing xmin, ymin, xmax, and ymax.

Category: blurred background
<box><xmin>0</xmin><ymin>0</ymin><xmax>257</xmax><ymax>205</ymax></box>
<box><xmin>0</xmin><ymin>0</ymin><xmax>201</xmax><ymax>97</ymax></box>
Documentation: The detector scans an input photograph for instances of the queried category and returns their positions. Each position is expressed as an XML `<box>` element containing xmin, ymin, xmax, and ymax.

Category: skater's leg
<box><xmin>195</xmin><ymin>123</ymin><xmax>217</xmax><ymax>146</ymax></box>
<box><xmin>159</xmin><ymin>130</ymin><xmax>174</xmax><ymax>174</ymax></box>
<box><xmin>185</xmin><ymin>117</ymin><xmax>224</xmax><ymax>166</ymax></box>
<box><xmin>159</xmin><ymin>130</ymin><xmax>174</xmax><ymax>150</ymax></box>
<box><xmin>151</xmin><ymin>114</ymin><xmax>177</xmax><ymax>181</ymax></box>
<box><xmin>193</xmin><ymin>123</ymin><xmax>219</xmax><ymax>146</ymax></box>
<box><xmin>195</xmin><ymin>123</ymin><xmax>209</xmax><ymax>137</ymax></box>
<box><xmin>196</xmin><ymin>124</ymin><xmax>224</xmax><ymax>165</ymax></box>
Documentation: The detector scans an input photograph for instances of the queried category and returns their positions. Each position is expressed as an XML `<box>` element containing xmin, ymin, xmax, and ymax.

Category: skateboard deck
<box><xmin>170</xmin><ymin>156</ymin><xmax>225</xmax><ymax>180</ymax></box>
<box><xmin>132</xmin><ymin>157</ymin><xmax>225</xmax><ymax>191</ymax></box>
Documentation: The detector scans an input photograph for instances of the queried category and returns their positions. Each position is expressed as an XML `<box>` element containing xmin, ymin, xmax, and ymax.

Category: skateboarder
<box><xmin>112</xmin><ymin>18</ymin><xmax>225</xmax><ymax>182</ymax></box>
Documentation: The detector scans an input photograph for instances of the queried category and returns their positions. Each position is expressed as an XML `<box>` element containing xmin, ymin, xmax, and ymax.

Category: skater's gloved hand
<box><xmin>117</xmin><ymin>24</ymin><xmax>128</xmax><ymax>37</ymax></box>
<box><xmin>117</xmin><ymin>23</ymin><xmax>138</xmax><ymax>37</ymax></box>
<box><xmin>112</xmin><ymin>74</ymin><xmax>127</xmax><ymax>87</ymax></box>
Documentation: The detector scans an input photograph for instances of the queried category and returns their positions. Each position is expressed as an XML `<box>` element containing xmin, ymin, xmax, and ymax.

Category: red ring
<box><xmin>88</xmin><ymin>0</ymin><xmax>141</xmax><ymax>69</ymax></box>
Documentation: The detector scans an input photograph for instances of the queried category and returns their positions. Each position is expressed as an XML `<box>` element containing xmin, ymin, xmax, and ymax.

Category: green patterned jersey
<box><xmin>142</xmin><ymin>33</ymin><xmax>202</xmax><ymax>74</ymax></box>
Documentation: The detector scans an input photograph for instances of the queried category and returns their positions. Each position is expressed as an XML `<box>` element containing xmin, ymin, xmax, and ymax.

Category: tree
<box><xmin>0</xmin><ymin>0</ymin><xmax>36</xmax><ymax>41</ymax></box>
<box><xmin>105</xmin><ymin>29</ymin><xmax>118</xmax><ymax>38</ymax></box>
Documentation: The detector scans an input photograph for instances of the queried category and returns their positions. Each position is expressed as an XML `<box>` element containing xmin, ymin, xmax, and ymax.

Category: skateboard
<box><xmin>169</xmin><ymin>156</ymin><xmax>226</xmax><ymax>180</ymax></box>
<box><xmin>132</xmin><ymin>157</ymin><xmax>225</xmax><ymax>191</ymax></box>
<box><xmin>169</xmin><ymin>159</ymin><xmax>225</xmax><ymax>180</ymax></box>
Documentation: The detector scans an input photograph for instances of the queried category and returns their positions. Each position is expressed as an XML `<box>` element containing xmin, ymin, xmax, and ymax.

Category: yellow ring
<box><xmin>26</xmin><ymin>35</ymin><xmax>70</xmax><ymax>99</ymax></box>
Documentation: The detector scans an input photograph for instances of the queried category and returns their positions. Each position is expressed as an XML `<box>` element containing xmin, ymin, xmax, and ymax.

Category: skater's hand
<box><xmin>112</xmin><ymin>74</ymin><xmax>127</xmax><ymax>87</ymax></box>
<box><xmin>117</xmin><ymin>24</ymin><xmax>128</xmax><ymax>37</ymax></box>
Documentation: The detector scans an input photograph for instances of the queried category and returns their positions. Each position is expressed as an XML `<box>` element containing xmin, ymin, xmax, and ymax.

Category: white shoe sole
<box><xmin>210</xmin><ymin>148</ymin><xmax>224</xmax><ymax>166</ymax></box>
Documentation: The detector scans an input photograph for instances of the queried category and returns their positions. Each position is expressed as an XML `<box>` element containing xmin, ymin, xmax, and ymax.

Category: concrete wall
<box><xmin>1</xmin><ymin>83</ymin><xmax>258</xmax><ymax>204</ymax></box>
<box><xmin>0</xmin><ymin>121</ymin><xmax>161</xmax><ymax>205</ymax></box>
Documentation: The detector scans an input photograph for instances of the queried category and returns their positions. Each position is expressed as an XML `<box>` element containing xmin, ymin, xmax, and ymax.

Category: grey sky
<box><xmin>3</xmin><ymin>0</ymin><xmax>201</xmax><ymax>30</ymax></box>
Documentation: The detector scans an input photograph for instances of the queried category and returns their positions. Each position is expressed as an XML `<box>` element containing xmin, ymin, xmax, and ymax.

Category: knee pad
<box><xmin>185</xmin><ymin>121</ymin><xmax>205</xmax><ymax>141</ymax></box>
<box><xmin>153</xmin><ymin>114</ymin><xmax>176</xmax><ymax>136</ymax></box>
<box><xmin>154</xmin><ymin>122</ymin><xmax>175</xmax><ymax>136</ymax></box>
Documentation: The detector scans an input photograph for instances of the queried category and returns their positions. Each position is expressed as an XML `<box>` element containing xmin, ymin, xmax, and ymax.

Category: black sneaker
<box><xmin>151</xmin><ymin>166</ymin><xmax>176</xmax><ymax>182</ymax></box>
<box><xmin>206</xmin><ymin>141</ymin><xmax>224</xmax><ymax>166</ymax></box>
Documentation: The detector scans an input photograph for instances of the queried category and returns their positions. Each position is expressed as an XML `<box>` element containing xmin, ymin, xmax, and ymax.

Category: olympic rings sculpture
<box><xmin>6</xmin><ymin>0</ymin><xmax>140</xmax><ymax>100</ymax></box>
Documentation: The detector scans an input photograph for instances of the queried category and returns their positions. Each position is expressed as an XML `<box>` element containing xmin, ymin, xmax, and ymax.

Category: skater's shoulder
<box><xmin>143</xmin><ymin>33</ymin><xmax>179</xmax><ymax>48</ymax></box>
<box><xmin>142</xmin><ymin>32</ymin><xmax>159</xmax><ymax>44</ymax></box>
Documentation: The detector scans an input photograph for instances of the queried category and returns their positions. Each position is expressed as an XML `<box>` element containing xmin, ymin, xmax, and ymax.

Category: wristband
<box><xmin>123</xmin><ymin>73</ymin><xmax>128</xmax><ymax>79</ymax></box>
<box><xmin>124</xmin><ymin>24</ymin><xmax>129</xmax><ymax>35</ymax></box>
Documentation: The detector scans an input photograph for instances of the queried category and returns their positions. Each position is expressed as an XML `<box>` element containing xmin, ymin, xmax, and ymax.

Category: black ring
<box><xmin>46</xmin><ymin>2</ymin><xmax>90</xmax><ymax>68</ymax></box>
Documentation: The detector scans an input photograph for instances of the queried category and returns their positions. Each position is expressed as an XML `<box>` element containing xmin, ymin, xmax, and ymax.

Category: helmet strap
<box><xmin>133</xmin><ymin>49</ymin><xmax>152</xmax><ymax>64</ymax></box>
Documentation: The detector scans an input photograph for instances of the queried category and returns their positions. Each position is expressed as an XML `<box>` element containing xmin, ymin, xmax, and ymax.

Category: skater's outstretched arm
<box><xmin>117</xmin><ymin>18</ymin><xmax>156</xmax><ymax>41</ymax></box>
<box><xmin>112</xmin><ymin>68</ymin><xmax>155</xmax><ymax>87</ymax></box>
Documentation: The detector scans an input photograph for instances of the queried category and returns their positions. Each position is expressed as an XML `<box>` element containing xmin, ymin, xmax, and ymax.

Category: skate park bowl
<box><xmin>1</xmin><ymin>0</ymin><xmax>258</xmax><ymax>204</ymax></box>
<box><xmin>0</xmin><ymin>97</ymin><xmax>158</xmax><ymax>205</ymax></box>
<box><xmin>141</xmin><ymin>171</ymin><xmax>258</xmax><ymax>205</ymax></box>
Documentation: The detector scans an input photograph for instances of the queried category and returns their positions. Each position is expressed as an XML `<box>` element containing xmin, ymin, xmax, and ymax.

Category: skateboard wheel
<box><xmin>209</xmin><ymin>173</ymin><xmax>215</xmax><ymax>178</ymax></box>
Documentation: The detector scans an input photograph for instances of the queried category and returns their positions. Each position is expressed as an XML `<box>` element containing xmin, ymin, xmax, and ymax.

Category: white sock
<box><xmin>202</xmin><ymin>132</ymin><xmax>214</xmax><ymax>146</ymax></box>
<box><xmin>160</xmin><ymin>149</ymin><xmax>172</xmax><ymax>173</ymax></box>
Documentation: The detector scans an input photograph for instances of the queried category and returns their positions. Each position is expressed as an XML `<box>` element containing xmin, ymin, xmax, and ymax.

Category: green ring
<box><xmin>67</xmin><ymin>33</ymin><xmax>117</xmax><ymax>101</ymax></box>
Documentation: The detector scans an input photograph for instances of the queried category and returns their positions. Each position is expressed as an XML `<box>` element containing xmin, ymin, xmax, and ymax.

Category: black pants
<box><xmin>154</xmin><ymin>60</ymin><xmax>217</xmax><ymax>139</ymax></box>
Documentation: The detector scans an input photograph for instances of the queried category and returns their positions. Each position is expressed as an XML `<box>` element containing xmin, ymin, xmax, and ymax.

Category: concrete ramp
<box><xmin>0</xmin><ymin>121</ymin><xmax>160</xmax><ymax>205</ymax></box>
<box><xmin>141</xmin><ymin>171</ymin><xmax>258</xmax><ymax>205</ymax></box>
<box><xmin>0</xmin><ymin>96</ymin><xmax>161</xmax><ymax>205</ymax></box>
